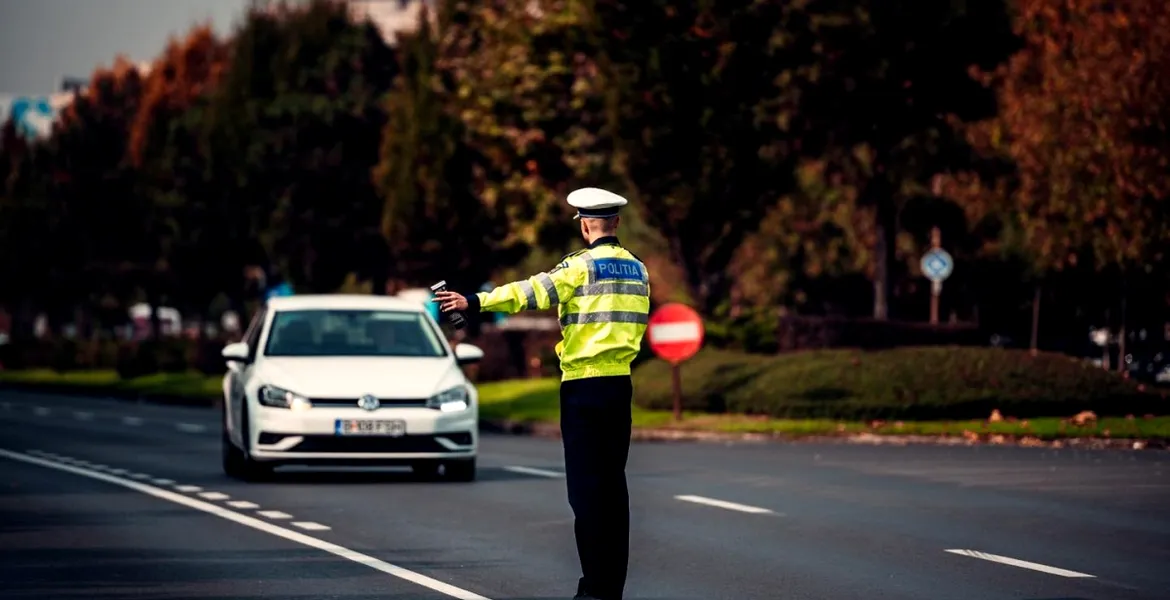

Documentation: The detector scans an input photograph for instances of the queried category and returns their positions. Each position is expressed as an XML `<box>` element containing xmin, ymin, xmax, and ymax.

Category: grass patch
<box><xmin>0</xmin><ymin>368</ymin><xmax>217</xmax><ymax>399</ymax></box>
<box><xmin>475</xmin><ymin>378</ymin><xmax>672</xmax><ymax>428</ymax></box>
<box><xmin>4</xmin><ymin>365</ymin><xmax>1168</xmax><ymax>440</ymax></box>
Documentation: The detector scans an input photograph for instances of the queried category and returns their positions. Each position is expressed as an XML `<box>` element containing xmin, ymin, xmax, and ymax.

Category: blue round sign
<box><xmin>920</xmin><ymin>248</ymin><xmax>953</xmax><ymax>282</ymax></box>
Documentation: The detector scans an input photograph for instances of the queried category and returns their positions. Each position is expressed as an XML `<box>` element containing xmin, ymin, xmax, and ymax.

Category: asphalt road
<box><xmin>1</xmin><ymin>390</ymin><xmax>1168</xmax><ymax>600</ymax></box>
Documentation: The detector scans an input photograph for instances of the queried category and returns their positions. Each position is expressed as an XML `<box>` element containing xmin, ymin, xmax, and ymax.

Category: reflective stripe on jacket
<box><xmin>474</xmin><ymin>238</ymin><xmax>650</xmax><ymax>381</ymax></box>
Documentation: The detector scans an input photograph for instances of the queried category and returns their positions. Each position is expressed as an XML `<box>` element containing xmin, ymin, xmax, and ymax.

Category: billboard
<box><xmin>0</xmin><ymin>92</ymin><xmax>74</xmax><ymax>139</ymax></box>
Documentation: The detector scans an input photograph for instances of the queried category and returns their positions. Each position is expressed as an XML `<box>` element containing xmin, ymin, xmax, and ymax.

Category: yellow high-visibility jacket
<box><xmin>470</xmin><ymin>237</ymin><xmax>651</xmax><ymax>381</ymax></box>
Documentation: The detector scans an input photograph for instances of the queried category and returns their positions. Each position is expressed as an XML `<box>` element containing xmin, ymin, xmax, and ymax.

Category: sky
<box><xmin>0</xmin><ymin>0</ymin><xmax>250</xmax><ymax>94</ymax></box>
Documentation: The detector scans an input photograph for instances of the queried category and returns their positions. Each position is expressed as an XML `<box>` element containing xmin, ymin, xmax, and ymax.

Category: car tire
<box><xmin>224</xmin><ymin>402</ymin><xmax>273</xmax><ymax>482</ymax></box>
<box><xmin>222</xmin><ymin>428</ymin><xmax>247</xmax><ymax>479</ymax></box>
<box><xmin>412</xmin><ymin>460</ymin><xmax>441</xmax><ymax>480</ymax></box>
<box><xmin>444</xmin><ymin>458</ymin><xmax>476</xmax><ymax>482</ymax></box>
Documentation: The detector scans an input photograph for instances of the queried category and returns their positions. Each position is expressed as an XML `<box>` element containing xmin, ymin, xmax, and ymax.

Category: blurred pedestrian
<box><xmin>434</xmin><ymin>187</ymin><xmax>650</xmax><ymax>600</ymax></box>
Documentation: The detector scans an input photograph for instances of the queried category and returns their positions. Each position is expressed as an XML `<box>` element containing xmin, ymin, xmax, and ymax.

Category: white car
<box><xmin>219</xmin><ymin>294</ymin><xmax>483</xmax><ymax>482</ymax></box>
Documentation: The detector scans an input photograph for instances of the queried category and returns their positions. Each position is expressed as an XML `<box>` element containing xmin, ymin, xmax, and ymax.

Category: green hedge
<box><xmin>0</xmin><ymin>337</ymin><xmax>225</xmax><ymax>377</ymax></box>
<box><xmin>632</xmin><ymin>346</ymin><xmax>1166</xmax><ymax>421</ymax></box>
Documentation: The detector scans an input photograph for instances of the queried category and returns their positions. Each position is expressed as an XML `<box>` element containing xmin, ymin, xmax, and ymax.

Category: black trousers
<box><xmin>560</xmin><ymin>375</ymin><xmax>633</xmax><ymax>600</ymax></box>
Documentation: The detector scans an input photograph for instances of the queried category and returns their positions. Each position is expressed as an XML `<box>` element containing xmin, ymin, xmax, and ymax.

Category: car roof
<box><xmin>265</xmin><ymin>294</ymin><xmax>427</xmax><ymax>313</ymax></box>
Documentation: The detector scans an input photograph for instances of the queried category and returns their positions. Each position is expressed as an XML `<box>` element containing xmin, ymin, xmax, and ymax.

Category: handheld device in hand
<box><xmin>430</xmin><ymin>280</ymin><xmax>467</xmax><ymax>329</ymax></box>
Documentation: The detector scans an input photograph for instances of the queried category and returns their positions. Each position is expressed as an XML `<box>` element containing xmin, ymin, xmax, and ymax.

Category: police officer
<box><xmin>434</xmin><ymin>187</ymin><xmax>650</xmax><ymax>600</ymax></box>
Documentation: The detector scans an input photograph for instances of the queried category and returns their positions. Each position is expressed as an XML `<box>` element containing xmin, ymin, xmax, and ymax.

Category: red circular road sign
<box><xmin>647</xmin><ymin>303</ymin><xmax>705</xmax><ymax>364</ymax></box>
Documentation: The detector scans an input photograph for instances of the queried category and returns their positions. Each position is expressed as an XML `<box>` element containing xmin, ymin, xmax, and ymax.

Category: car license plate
<box><xmin>335</xmin><ymin>419</ymin><xmax>406</xmax><ymax>437</ymax></box>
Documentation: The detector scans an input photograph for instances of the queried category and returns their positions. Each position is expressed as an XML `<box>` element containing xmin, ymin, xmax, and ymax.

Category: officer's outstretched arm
<box><xmin>468</xmin><ymin>256</ymin><xmax>587</xmax><ymax>315</ymax></box>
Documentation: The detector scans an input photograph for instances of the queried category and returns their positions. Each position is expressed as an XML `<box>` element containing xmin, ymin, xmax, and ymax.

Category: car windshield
<box><xmin>263</xmin><ymin>309</ymin><xmax>446</xmax><ymax>358</ymax></box>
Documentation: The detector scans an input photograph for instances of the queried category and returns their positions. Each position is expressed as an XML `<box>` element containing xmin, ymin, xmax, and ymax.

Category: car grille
<box><xmin>308</xmin><ymin>396</ymin><xmax>428</xmax><ymax>408</ymax></box>
<box><xmin>259</xmin><ymin>431</ymin><xmax>473</xmax><ymax>453</ymax></box>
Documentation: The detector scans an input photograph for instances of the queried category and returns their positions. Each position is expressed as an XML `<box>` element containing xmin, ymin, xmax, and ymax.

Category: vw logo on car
<box><xmin>358</xmin><ymin>394</ymin><xmax>380</xmax><ymax>411</ymax></box>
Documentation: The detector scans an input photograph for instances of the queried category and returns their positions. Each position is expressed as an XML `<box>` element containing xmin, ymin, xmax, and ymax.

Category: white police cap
<box><xmin>567</xmin><ymin>187</ymin><xmax>628</xmax><ymax>220</ymax></box>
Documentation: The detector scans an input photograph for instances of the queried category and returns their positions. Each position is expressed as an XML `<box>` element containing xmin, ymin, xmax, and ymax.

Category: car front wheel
<box><xmin>221</xmin><ymin>404</ymin><xmax>272</xmax><ymax>482</ymax></box>
<box><xmin>445</xmin><ymin>458</ymin><xmax>476</xmax><ymax>482</ymax></box>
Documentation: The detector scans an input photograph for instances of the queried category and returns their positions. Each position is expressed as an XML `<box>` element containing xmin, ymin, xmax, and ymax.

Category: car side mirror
<box><xmin>454</xmin><ymin>343</ymin><xmax>484</xmax><ymax>365</ymax></box>
<box><xmin>222</xmin><ymin>342</ymin><xmax>250</xmax><ymax>364</ymax></box>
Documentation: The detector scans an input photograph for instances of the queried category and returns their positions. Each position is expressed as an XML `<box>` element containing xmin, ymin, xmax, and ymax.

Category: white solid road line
<box><xmin>674</xmin><ymin>494</ymin><xmax>775</xmax><ymax>515</ymax></box>
<box><xmin>227</xmin><ymin>500</ymin><xmax>260</xmax><ymax>509</ymax></box>
<box><xmin>122</xmin><ymin>416</ymin><xmax>144</xmax><ymax>426</ymax></box>
<box><xmin>176</xmin><ymin>423</ymin><xmax>206</xmax><ymax>433</ymax></box>
<box><xmin>293</xmin><ymin>521</ymin><xmax>332</xmax><ymax>531</ymax></box>
<box><xmin>0</xmin><ymin>448</ymin><xmax>494</xmax><ymax>600</ymax></box>
<box><xmin>944</xmin><ymin>549</ymin><xmax>1096</xmax><ymax>578</ymax></box>
<box><xmin>258</xmin><ymin>510</ymin><xmax>293</xmax><ymax>520</ymax></box>
<box><xmin>503</xmin><ymin>465</ymin><xmax>564</xmax><ymax>478</ymax></box>
<box><xmin>198</xmin><ymin>491</ymin><xmax>230</xmax><ymax>501</ymax></box>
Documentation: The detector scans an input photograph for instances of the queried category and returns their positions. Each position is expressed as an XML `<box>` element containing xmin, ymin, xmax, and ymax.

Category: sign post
<box><xmin>647</xmin><ymin>303</ymin><xmax>705</xmax><ymax>421</ymax></box>
<box><xmin>919</xmin><ymin>227</ymin><xmax>953</xmax><ymax>325</ymax></box>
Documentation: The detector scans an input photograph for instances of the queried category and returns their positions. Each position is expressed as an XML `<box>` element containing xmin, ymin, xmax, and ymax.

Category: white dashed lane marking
<box><xmin>122</xmin><ymin>416</ymin><xmax>144</xmax><ymax>426</ymax></box>
<box><xmin>502</xmin><ymin>465</ymin><xmax>564</xmax><ymax>478</ymax></box>
<box><xmin>228</xmin><ymin>500</ymin><xmax>260</xmax><ymax>509</ymax></box>
<box><xmin>258</xmin><ymin>510</ymin><xmax>293</xmax><ymax>520</ymax></box>
<box><xmin>33</xmin><ymin>407</ymin><xmax>49</xmax><ymax>416</ymax></box>
<box><xmin>176</xmin><ymin>423</ymin><xmax>206</xmax><ymax>433</ymax></box>
<box><xmin>198</xmin><ymin>491</ymin><xmax>230</xmax><ymax>501</ymax></box>
<box><xmin>129</xmin><ymin>473</ymin><xmax>151</xmax><ymax>480</ymax></box>
<box><xmin>151</xmin><ymin>478</ymin><xmax>175</xmax><ymax>486</ymax></box>
<box><xmin>293</xmin><ymin>521</ymin><xmax>331</xmax><ymax>531</ymax></box>
<box><xmin>944</xmin><ymin>549</ymin><xmax>1096</xmax><ymax>578</ymax></box>
<box><xmin>174</xmin><ymin>485</ymin><xmax>203</xmax><ymax>493</ymax></box>
<box><xmin>674</xmin><ymin>494</ymin><xmax>776</xmax><ymax>515</ymax></box>
<box><xmin>0</xmin><ymin>449</ymin><xmax>492</xmax><ymax>600</ymax></box>
<box><xmin>73</xmin><ymin>411</ymin><xmax>94</xmax><ymax>421</ymax></box>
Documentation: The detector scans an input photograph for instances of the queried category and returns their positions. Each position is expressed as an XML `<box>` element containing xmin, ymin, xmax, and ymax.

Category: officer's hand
<box><xmin>433</xmin><ymin>291</ymin><xmax>468</xmax><ymax>313</ymax></box>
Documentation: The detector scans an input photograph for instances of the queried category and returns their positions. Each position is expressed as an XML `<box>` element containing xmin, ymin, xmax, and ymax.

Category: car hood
<box><xmin>257</xmin><ymin>357</ymin><xmax>461</xmax><ymax>399</ymax></box>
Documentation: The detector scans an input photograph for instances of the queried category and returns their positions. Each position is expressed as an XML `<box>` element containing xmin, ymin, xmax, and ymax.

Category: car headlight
<box><xmin>258</xmin><ymin>385</ymin><xmax>313</xmax><ymax>411</ymax></box>
<box><xmin>426</xmin><ymin>385</ymin><xmax>469</xmax><ymax>412</ymax></box>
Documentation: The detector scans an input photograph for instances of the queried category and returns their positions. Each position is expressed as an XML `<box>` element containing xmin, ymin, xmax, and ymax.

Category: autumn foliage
<box><xmin>0</xmin><ymin>0</ymin><xmax>1167</xmax><ymax>368</ymax></box>
<box><xmin>129</xmin><ymin>24</ymin><xmax>229</xmax><ymax>167</ymax></box>
<box><xmin>946</xmin><ymin>0</ymin><xmax>1170</xmax><ymax>273</ymax></box>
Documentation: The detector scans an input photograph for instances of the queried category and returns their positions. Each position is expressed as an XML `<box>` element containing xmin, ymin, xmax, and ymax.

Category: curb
<box><xmin>478</xmin><ymin>418</ymin><xmax>1170</xmax><ymax>451</ymax></box>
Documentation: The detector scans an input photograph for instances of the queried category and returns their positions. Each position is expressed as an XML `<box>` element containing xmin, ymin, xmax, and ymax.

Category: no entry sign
<box><xmin>648</xmin><ymin>303</ymin><xmax>704</xmax><ymax>364</ymax></box>
<box><xmin>646</xmin><ymin>303</ymin><xmax>705</xmax><ymax>422</ymax></box>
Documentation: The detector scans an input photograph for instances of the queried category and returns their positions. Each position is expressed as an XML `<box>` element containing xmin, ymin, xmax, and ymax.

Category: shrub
<box><xmin>632</xmin><ymin>347</ymin><xmax>772</xmax><ymax>413</ymax></box>
<box><xmin>632</xmin><ymin>346</ymin><xmax>1163</xmax><ymax>420</ymax></box>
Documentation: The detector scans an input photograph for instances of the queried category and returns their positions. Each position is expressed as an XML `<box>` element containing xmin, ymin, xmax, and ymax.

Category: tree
<box><xmin>0</xmin><ymin>119</ymin><xmax>55</xmax><ymax>338</ymax></box>
<box><xmin>797</xmin><ymin>0</ymin><xmax>1018</xmax><ymax>320</ymax></box>
<box><xmin>372</xmin><ymin>7</ymin><xmax>527</xmax><ymax>294</ymax></box>
<box><xmin>128</xmin><ymin>24</ymin><xmax>233</xmax><ymax>325</ymax></box>
<box><xmin>42</xmin><ymin>58</ymin><xmax>151</xmax><ymax>335</ymax></box>
<box><xmin>944</xmin><ymin>0</ymin><xmax>1170</xmax><ymax>350</ymax></box>
<box><xmin>593</xmin><ymin>0</ymin><xmax>820</xmax><ymax>315</ymax></box>
<box><xmin>203</xmin><ymin>0</ymin><xmax>399</xmax><ymax>294</ymax></box>
<box><xmin>436</xmin><ymin>0</ymin><xmax>615</xmax><ymax>256</ymax></box>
